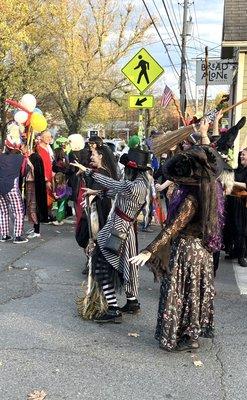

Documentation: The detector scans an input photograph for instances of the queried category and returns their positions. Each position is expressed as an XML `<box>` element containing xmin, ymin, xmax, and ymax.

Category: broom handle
<box><xmin>222</xmin><ymin>98</ymin><xmax>247</xmax><ymax>114</ymax></box>
<box><xmin>85</xmin><ymin>193</ymin><xmax>93</xmax><ymax>295</ymax></box>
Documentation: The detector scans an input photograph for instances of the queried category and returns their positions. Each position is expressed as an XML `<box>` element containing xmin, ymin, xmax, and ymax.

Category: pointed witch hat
<box><xmin>216</xmin><ymin>117</ymin><xmax>246</xmax><ymax>155</ymax></box>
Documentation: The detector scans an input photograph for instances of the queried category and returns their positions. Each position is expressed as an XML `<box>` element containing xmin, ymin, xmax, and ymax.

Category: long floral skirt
<box><xmin>155</xmin><ymin>236</ymin><xmax>215</xmax><ymax>351</ymax></box>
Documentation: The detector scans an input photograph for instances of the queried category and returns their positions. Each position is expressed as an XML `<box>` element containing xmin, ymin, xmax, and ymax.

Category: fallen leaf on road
<box><xmin>193</xmin><ymin>360</ymin><xmax>203</xmax><ymax>367</ymax></box>
<box><xmin>128</xmin><ymin>332</ymin><xmax>140</xmax><ymax>338</ymax></box>
<box><xmin>191</xmin><ymin>354</ymin><xmax>204</xmax><ymax>367</ymax></box>
<box><xmin>27</xmin><ymin>390</ymin><xmax>47</xmax><ymax>400</ymax></box>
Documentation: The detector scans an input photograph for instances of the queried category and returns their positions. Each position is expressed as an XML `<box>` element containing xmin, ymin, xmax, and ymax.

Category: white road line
<box><xmin>233</xmin><ymin>262</ymin><xmax>247</xmax><ymax>295</ymax></box>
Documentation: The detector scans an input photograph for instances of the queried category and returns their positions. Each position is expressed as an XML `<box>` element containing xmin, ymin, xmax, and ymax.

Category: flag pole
<box><xmin>171</xmin><ymin>93</ymin><xmax>187</xmax><ymax>127</ymax></box>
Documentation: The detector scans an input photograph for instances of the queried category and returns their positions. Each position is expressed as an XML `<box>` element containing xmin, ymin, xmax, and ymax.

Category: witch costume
<box><xmin>78</xmin><ymin>148</ymin><xmax>150</xmax><ymax>323</ymax></box>
<box><xmin>136</xmin><ymin>146</ymin><xmax>224</xmax><ymax>351</ymax></box>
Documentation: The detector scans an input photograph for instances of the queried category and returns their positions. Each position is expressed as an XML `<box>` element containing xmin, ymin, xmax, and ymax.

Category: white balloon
<box><xmin>14</xmin><ymin>111</ymin><xmax>29</xmax><ymax>124</ymax></box>
<box><xmin>20</xmin><ymin>93</ymin><xmax>37</xmax><ymax>112</ymax></box>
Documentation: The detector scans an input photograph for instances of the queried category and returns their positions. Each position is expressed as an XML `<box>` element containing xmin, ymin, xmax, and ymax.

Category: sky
<box><xmin>120</xmin><ymin>0</ymin><xmax>226</xmax><ymax>105</ymax></box>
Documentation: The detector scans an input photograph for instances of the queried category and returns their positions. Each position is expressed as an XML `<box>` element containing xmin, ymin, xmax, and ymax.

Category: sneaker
<box><xmin>0</xmin><ymin>235</ymin><xmax>13</xmax><ymax>242</ymax></box>
<box><xmin>13</xmin><ymin>236</ymin><xmax>29</xmax><ymax>244</ymax></box>
<box><xmin>120</xmin><ymin>299</ymin><xmax>140</xmax><ymax>314</ymax></box>
<box><xmin>27</xmin><ymin>232</ymin><xmax>41</xmax><ymax>239</ymax></box>
<box><xmin>93</xmin><ymin>307</ymin><xmax>122</xmax><ymax>324</ymax></box>
<box><xmin>52</xmin><ymin>220</ymin><xmax>64</xmax><ymax>226</ymax></box>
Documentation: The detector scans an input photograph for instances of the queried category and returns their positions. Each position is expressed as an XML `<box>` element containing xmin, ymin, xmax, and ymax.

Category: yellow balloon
<box><xmin>30</xmin><ymin>113</ymin><xmax>47</xmax><ymax>132</ymax></box>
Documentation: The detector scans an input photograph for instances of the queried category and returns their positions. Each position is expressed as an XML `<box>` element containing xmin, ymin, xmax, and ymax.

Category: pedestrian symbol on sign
<box><xmin>134</xmin><ymin>55</ymin><xmax>150</xmax><ymax>84</ymax></box>
<box><xmin>121</xmin><ymin>48</ymin><xmax>164</xmax><ymax>93</ymax></box>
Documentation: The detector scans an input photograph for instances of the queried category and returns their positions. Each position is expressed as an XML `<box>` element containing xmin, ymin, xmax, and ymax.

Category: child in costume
<box><xmin>52</xmin><ymin>172</ymin><xmax>71</xmax><ymax>226</ymax></box>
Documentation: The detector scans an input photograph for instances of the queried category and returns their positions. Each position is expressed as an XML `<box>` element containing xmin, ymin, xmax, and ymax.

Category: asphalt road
<box><xmin>0</xmin><ymin>220</ymin><xmax>246</xmax><ymax>400</ymax></box>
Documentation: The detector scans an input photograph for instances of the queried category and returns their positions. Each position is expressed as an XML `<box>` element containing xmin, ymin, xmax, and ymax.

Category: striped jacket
<box><xmin>92</xmin><ymin>172</ymin><xmax>147</xmax><ymax>290</ymax></box>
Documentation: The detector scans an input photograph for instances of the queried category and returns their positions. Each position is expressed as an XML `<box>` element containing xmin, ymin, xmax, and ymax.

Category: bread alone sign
<box><xmin>196</xmin><ymin>59</ymin><xmax>235</xmax><ymax>85</ymax></box>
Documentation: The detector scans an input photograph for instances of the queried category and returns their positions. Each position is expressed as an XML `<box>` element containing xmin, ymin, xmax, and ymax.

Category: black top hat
<box><xmin>120</xmin><ymin>148</ymin><xmax>150</xmax><ymax>170</ymax></box>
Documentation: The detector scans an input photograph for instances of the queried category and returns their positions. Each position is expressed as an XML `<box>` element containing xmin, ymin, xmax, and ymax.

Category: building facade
<box><xmin>221</xmin><ymin>0</ymin><xmax>247</xmax><ymax>162</ymax></box>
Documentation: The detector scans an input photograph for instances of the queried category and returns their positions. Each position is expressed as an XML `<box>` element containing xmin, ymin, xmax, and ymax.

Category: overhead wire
<box><xmin>167</xmin><ymin>0</ymin><xmax>182</xmax><ymax>37</ymax></box>
<box><xmin>192</xmin><ymin>1</ymin><xmax>204</xmax><ymax>52</ymax></box>
<box><xmin>140</xmin><ymin>0</ymin><xmax>180</xmax><ymax>77</ymax></box>
<box><xmin>151</xmin><ymin>0</ymin><xmax>181</xmax><ymax>59</ymax></box>
<box><xmin>160</xmin><ymin>0</ymin><xmax>196</xmax><ymax>108</ymax></box>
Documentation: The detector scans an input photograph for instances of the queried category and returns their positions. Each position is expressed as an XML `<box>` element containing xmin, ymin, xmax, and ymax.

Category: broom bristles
<box><xmin>76</xmin><ymin>279</ymin><xmax>108</xmax><ymax>320</ymax></box>
<box><xmin>152</xmin><ymin>125</ymin><xmax>195</xmax><ymax>156</ymax></box>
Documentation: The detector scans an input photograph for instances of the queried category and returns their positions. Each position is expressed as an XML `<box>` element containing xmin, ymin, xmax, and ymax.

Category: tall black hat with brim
<box><xmin>120</xmin><ymin>148</ymin><xmax>150</xmax><ymax>170</ymax></box>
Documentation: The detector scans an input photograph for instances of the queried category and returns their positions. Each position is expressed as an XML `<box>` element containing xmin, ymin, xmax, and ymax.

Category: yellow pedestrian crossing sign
<box><xmin>121</xmin><ymin>48</ymin><xmax>164</xmax><ymax>93</ymax></box>
<box><xmin>128</xmin><ymin>95</ymin><xmax>154</xmax><ymax>109</ymax></box>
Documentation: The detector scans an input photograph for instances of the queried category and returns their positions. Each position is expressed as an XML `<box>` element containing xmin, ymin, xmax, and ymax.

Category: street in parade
<box><xmin>0</xmin><ymin>1</ymin><xmax>247</xmax><ymax>399</ymax></box>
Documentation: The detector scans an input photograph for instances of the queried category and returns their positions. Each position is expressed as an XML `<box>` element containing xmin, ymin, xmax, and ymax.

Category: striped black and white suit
<box><xmin>91</xmin><ymin>172</ymin><xmax>147</xmax><ymax>297</ymax></box>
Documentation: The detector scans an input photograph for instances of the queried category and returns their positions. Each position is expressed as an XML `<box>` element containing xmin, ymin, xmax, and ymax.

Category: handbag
<box><xmin>104</xmin><ymin>204</ymin><xmax>145</xmax><ymax>256</ymax></box>
<box><xmin>104</xmin><ymin>228</ymin><xmax>128</xmax><ymax>256</ymax></box>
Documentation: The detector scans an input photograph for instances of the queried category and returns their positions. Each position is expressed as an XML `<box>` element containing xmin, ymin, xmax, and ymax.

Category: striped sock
<box><xmin>102</xmin><ymin>283</ymin><xmax>118</xmax><ymax>307</ymax></box>
<box><xmin>126</xmin><ymin>296</ymin><xmax>137</xmax><ymax>301</ymax></box>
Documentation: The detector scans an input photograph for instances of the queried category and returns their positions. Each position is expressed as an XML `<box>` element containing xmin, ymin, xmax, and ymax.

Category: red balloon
<box><xmin>5</xmin><ymin>98</ymin><xmax>31</xmax><ymax>114</ymax></box>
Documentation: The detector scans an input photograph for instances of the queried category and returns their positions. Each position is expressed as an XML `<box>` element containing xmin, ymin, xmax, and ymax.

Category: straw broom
<box><xmin>76</xmin><ymin>196</ymin><xmax>107</xmax><ymax>320</ymax></box>
<box><xmin>152</xmin><ymin>97</ymin><xmax>247</xmax><ymax>157</ymax></box>
<box><xmin>152</xmin><ymin>125</ymin><xmax>195</xmax><ymax>156</ymax></box>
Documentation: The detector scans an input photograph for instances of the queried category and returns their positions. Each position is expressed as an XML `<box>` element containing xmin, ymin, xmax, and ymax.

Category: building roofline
<box><xmin>222</xmin><ymin>41</ymin><xmax>247</xmax><ymax>47</ymax></box>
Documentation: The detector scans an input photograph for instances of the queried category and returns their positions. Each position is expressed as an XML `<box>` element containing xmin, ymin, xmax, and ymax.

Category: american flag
<box><xmin>160</xmin><ymin>85</ymin><xmax>173</xmax><ymax>108</ymax></box>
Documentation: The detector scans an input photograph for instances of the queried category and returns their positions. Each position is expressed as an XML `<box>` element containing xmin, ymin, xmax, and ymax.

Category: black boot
<box><xmin>175</xmin><ymin>336</ymin><xmax>199</xmax><ymax>352</ymax></box>
<box><xmin>93</xmin><ymin>307</ymin><xmax>122</xmax><ymax>324</ymax></box>
<box><xmin>120</xmin><ymin>299</ymin><xmax>140</xmax><ymax>314</ymax></box>
<box><xmin>238</xmin><ymin>258</ymin><xmax>247</xmax><ymax>268</ymax></box>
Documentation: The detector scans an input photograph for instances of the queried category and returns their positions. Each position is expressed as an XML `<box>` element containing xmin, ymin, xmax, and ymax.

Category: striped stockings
<box><xmin>0</xmin><ymin>185</ymin><xmax>24</xmax><ymax>238</ymax></box>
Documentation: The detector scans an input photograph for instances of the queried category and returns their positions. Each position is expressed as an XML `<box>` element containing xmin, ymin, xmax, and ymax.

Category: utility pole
<box><xmin>180</xmin><ymin>0</ymin><xmax>189</xmax><ymax>121</ymax></box>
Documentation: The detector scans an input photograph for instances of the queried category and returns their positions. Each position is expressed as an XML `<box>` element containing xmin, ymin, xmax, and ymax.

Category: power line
<box><xmin>193</xmin><ymin>36</ymin><xmax>221</xmax><ymax>46</ymax></box>
<box><xmin>151</xmin><ymin>0</ymin><xmax>181</xmax><ymax>59</ymax></box>
<box><xmin>168</xmin><ymin>0</ymin><xmax>182</xmax><ymax>37</ymax></box>
<box><xmin>192</xmin><ymin>1</ymin><xmax>204</xmax><ymax>52</ymax></box>
<box><xmin>160</xmin><ymin>0</ymin><xmax>196</xmax><ymax>109</ymax></box>
<box><xmin>141</xmin><ymin>0</ymin><xmax>180</xmax><ymax>77</ymax></box>
<box><xmin>194</xmin><ymin>41</ymin><xmax>221</xmax><ymax>57</ymax></box>
<box><xmin>161</xmin><ymin>0</ymin><xmax>183</xmax><ymax>52</ymax></box>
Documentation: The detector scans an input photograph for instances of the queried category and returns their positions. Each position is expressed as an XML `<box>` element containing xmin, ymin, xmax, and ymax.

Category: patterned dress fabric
<box><xmin>92</xmin><ymin>172</ymin><xmax>147</xmax><ymax>297</ymax></box>
<box><xmin>145</xmin><ymin>195</ymin><xmax>214</xmax><ymax>351</ymax></box>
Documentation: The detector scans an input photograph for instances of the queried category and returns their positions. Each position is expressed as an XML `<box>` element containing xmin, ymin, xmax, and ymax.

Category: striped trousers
<box><xmin>0</xmin><ymin>186</ymin><xmax>24</xmax><ymax>238</ymax></box>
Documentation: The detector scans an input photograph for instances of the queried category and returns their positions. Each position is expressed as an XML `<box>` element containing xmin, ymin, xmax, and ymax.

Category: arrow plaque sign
<box><xmin>128</xmin><ymin>95</ymin><xmax>154</xmax><ymax>109</ymax></box>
